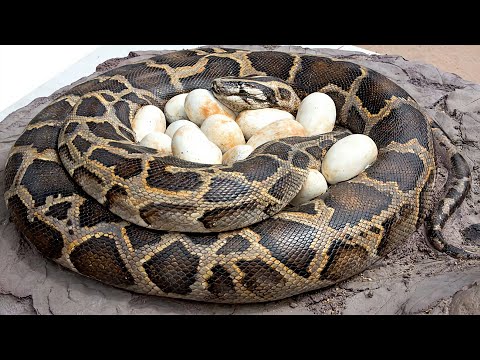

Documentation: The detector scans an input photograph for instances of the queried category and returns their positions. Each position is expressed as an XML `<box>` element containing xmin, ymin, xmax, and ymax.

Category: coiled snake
<box><xmin>3</xmin><ymin>47</ymin><xmax>475</xmax><ymax>303</ymax></box>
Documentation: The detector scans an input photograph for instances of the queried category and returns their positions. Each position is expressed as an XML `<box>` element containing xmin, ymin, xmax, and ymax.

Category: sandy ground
<box><xmin>0</xmin><ymin>45</ymin><xmax>479</xmax><ymax>315</ymax></box>
<box><xmin>359</xmin><ymin>46</ymin><xmax>480</xmax><ymax>84</ymax></box>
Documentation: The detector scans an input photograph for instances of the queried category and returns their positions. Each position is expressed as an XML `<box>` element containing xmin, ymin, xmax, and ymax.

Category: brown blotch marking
<box><xmin>139</xmin><ymin>202</ymin><xmax>197</xmax><ymax>226</ymax></box>
<box><xmin>186</xmin><ymin>233</ymin><xmax>219</xmax><ymax>245</ymax></box>
<box><xmin>45</xmin><ymin>202</ymin><xmax>72</xmax><ymax>220</ymax></box>
<box><xmin>8</xmin><ymin>195</ymin><xmax>64</xmax><ymax>259</ymax></box>
<box><xmin>247</xmin><ymin>51</ymin><xmax>294</xmax><ymax>80</ymax></box>
<box><xmin>236</xmin><ymin>259</ymin><xmax>285</xmax><ymax>295</ymax></box>
<box><xmin>122</xmin><ymin>92</ymin><xmax>149</xmax><ymax>105</ymax></box>
<box><xmin>70</xmin><ymin>235</ymin><xmax>135</xmax><ymax>287</ymax></box>
<box><xmin>29</xmin><ymin>99</ymin><xmax>73</xmax><ymax>125</ymax></box>
<box><xmin>323</xmin><ymin>182</ymin><xmax>392</xmax><ymax>231</ymax></box>
<box><xmin>70</xmin><ymin>79</ymin><xmax>128</xmax><ymax>96</ymax></box>
<box><xmin>72</xmin><ymin>135</ymin><xmax>92</xmax><ymax>154</ymax></box>
<box><xmin>146</xmin><ymin>159</ymin><xmax>203</xmax><ymax>191</ymax></box>
<box><xmin>76</xmin><ymin>97</ymin><xmax>107</xmax><ymax>117</ymax></box>
<box><xmin>261</xmin><ymin>142</ymin><xmax>292</xmax><ymax>161</ymax></box>
<box><xmin>377</xmin><ymin>203</ymin><xmax>414</xmax><ymax>257</ymax></box>
<box><xmin>417</xmin><ymin>170</ymin><xmax>435</xmax><ymax>227</ymax></box>
<box><xmin>253</xmin><ymin>218</ymin><xmax>317</xmax><ymax>278</ymax></box>
<box><xmin>369</xmin><ymin>103</ymin><xmax>430</xmax><ymax>149</ymax></box>
<box><xmin>15</xmin><ymin>125</ymin><xmax>60</xmax><ymax>152</ymax></box>
<box><xmin>101</xmin><ymin>93</ymin><xmax>115</xmax><ymax>102</ymax></box>
<box><xmin>267</xmin><ymin>173</ymin><xmax>300</xmax><ymax>202</ymax></box>
<box><xmin>305</xmin><ymin>146</ymin><xmax>322</xmax><ymax>160</ymax></box>
<box><xmin>207</xmin><ymin>265</ymin><xmax>235</xmax><ymax>298</ymax></box>
<box><xmin>347</xmin><ymin>106</ymin><xmax>366</xmax><ymax>134</ymax></box>
<box><xmin>291</xmin><ymin>151</ymin><xmax>310</xmax><ymax>169</ymax></box>
<box><xmin>86</xmin><ymin>122</ymin><xmax>125</xmax><ymax>141</ymax></box>
<box><xmin>289</xmin><ymin>202</ymin><xmax>317</xmax><ymax>215</ymax></box>
<box><xmin>143</xmin><ymin>241</ymin><xmax>200</xmax><ymax>295</ymax></box>
<box><xmin>295</xmin><ymin>56</ymin><xmax>362</xmax><ymax>92</ymax></box>
<box><xmin>124</xmin><ymin>224</ymin><xmax>166</xmax><ymax>250</ymax></box>
<box><xmin>320</xmin><ymin>240</ymin><xmax>369</xmax><ymax>281</ymax></box>
<box><xmin>79</xmin><ymin>198</ymin><xmax>120</xmax><ymax>228</ymax></box>
<box><xmin>113</xmin><ymin>101</ymin><xmax>131</xmax><ymax>127</ymax></box>
<box><xmin>119</xmin><ymin>127</ymin><xmax>136</xmax><ymax>142</ymax></box>
<box><xmin>151</xmin><ymin>50</ymin><xmax>204</xmax><ymax>68</ymax></box>
<box><xmin>114</xmin><ymin>157</ymin><xmax>143</xmax><ymax>179</ymax></box>
<box><xmin>105</xmin><ymin>185</ymin><xmax>128</xmax><ymax>209</ymax></box>
<box><xmin>181</xmin><ymin>56</ymin><xmax>241</xmax><ymax>91</ymax></box>
<box><xmin>203</xmin><ymin>177</ymin><xmax>251</xmax><ymax>202</ymax></box>
<box><xmin>223</xmin><ymin>155</ymin><xmax>280</xmax><ymax>182</ymax></box>
<box><xmin>58</xmin><ymin>144</ymin><xmax>74</xmax><ymax>164</ymax></box>
<box><xmin>64</xmin><ymin>121</ymin><xmax>79</xmax><ymax>134</ymax></box>
<box><xmin>4</xmin><ymin>153</ymin><xmax>23</xmax><ymax>190</ymax></box>
<box><xmin>357</xmin><ymin>70</ymin><xmax>410</xmax><ymax>115</ymax></box>
<box><xmin>198</xmin><ymin>204</ymin><xmax>254</xmax><ymax>230</ymax></box>
<box><xmin>216</xmin><ymin>235</ymin><xmax>251</xmax><ymax>255</ymax></box>
<box><xmin>108</xmin><ymin>141</ymin><xmax>156</xmax><ymax>154</ymax></box>
<box><xmin>89</xmin><ymin>148</ymin><xmax>124</xmax><ymax>167</ymax></box>
<box><xmin>365</xmin><ymin>151</ymin><xmax>425</xmax><ymax>191</ymax></box>
<box><xmin>73</xmin><ymin>166</ymin><xmax>103</xmax><ymax>186</ymax></box>
<box><xmin>20</xmin><ymin>159</ymin><xmax>76</xmax><ymax>207</ymax></box>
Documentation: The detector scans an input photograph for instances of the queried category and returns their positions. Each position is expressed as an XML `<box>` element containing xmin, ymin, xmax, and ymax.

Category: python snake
<box><xmin>3</xmin><ymin>47</ymin><xmax>474</xmax><ymax>303</ymax></box>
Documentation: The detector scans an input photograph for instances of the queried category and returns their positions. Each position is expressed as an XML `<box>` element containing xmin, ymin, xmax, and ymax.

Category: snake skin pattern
<box><xmin>3</xmin><ymin>47</ymin><xmax>473</xmax><ymax>303</ymax></box>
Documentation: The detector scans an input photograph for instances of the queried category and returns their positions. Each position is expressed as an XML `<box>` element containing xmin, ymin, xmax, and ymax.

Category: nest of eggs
<box><xmin>132</xmin><ymin>88</ymin><xmax>378</xmax><ymax>207</ymax></box>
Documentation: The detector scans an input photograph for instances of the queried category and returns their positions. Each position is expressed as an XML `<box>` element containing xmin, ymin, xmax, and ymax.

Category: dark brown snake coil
<box><xmin>3</xmin><ymin>47</ymin><xmax>474</xmax><ymax>303</ymax></box>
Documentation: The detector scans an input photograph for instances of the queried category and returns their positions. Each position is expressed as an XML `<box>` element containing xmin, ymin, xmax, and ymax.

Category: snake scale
<box><xmin>3</xmin><ymin>47</ymin><xmax>474</xmax><ymax>303</ymax></box>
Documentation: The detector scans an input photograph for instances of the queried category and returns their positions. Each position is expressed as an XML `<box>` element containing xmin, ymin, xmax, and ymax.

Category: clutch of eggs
<box><xmin>131</xmin><ymin>90</ymin><xmax>378</xmax><ymax>206</ymax></box>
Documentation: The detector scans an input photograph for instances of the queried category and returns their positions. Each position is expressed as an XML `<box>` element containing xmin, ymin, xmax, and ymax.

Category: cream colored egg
<box><xmin>172</xmin><ymin>125</ymin><xmax>222</xmax><ymax>164</ymax></box>
<box><xmin>321</xmin><ymin>134</ymin><xmax>378</xmax><ymax>184</ymax></box>
<box><xmin>236</xmin><ymin>108</ymin><xmax>295</xmax><ymax>140</ymax></box>
<box><xmin>290</xmin><ymin>169</ymin><xmax>328</xmax><ymax>206</ymax></box>
<box><xmin>184</xmin><ymin>89</ymin><xmax>236</xmax><ymax>126</ymax></box>
<box><xmin>247</xmin><ymin>119</ymin><xmax>307</xmax><ymax>149</ymax></box>
<box><xmin>132</xmin><ymin>105</ymin><xmax>166</xmax><ymax>142</ymax></box>
<box><xmin>139</xmin><ymin>132</ymin><xmax>172</xmax><ymax>156</ymax></box>
<box><xmin>296</xmin><ymin>93</ymin><xmax>336</xmax><ymax>136</ymax></box>
<box><xmin>165</xmin><ymin>120</ymin><xmax>198</xmax><ymax>138</ymax></box>
<box><xmin>222</xmin><ymin>145</ymin><xmax>254</xmax><ymax>165</ymax></box>
<box><xmin>165</xmin><ymin>93</ymin><xmax>188</xmax><ymax>123</ymax></box>
<box><xmin>201</xmin><ymin>114</ymin><xmax>245</xmax><ymax>153</ymax></box>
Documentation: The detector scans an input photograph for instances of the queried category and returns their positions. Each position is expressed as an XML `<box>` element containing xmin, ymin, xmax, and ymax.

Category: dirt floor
<box><xmin>359</xmin><ymin>46</ymin><xmax>480</xmax><ymax>84</ymax></box>
<box><xmin>0</xmin><ymin>45</ymin><xmax>479</xmax><ymax>315</ymax></box>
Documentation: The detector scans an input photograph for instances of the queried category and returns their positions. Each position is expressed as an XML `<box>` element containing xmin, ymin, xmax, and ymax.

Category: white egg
<box><xmin>236</xmin><ymin>108</ymin><xmax>295</xmax><ymax>140</ymax></box>
<box><xmin>184</xmin><ymin>89</ymin><xmax>236</xmax><ymax>126</ymax></box>
<box><xmin>290</xmin><ymin>169</ymin><xmax>328</xmax><ymax>206</ymax></box>
<box><xmin>172</xmin><ymin>125</ymin><xmax>222</xmax><ymax>164</ymax></box>
<box><xmin>165</xmin><ymin>120</ymin><xmax>198</xmax><ymax>138</ymax></box>
<box><xmin>222</xmin><ymin>145</ymin><xmax>254</xmax><ymax>165</ymax></box>
<box><xmin>132</xmin><ymin>105</ymin><xmax>166</xmax><ymax>142</ymax></box>
<box><xmin>201</xmin><ymin>114</ymin><xmax>245</xmax><ymax>153</ymax></box>
<box><xmin>164</xmin><ymin>93</ymin><xmax>188</xmax><ymax>123</ymax></box>
<box><xmin>247</xmin><ymin>119</ymin><xmax>307</xmax><ymax>149</ymax></box>
<box><xmin>296</xmin><ymin>93</ymin><xmax>336</xmax><ymax>136</ymax></box>
<box><xmin>321</xmin><ymin>134</ymin><xmax>378</xmax><ymax>184</ymax></box>
<box><xmin>139</xmin><ymin>132</ymin><xmax>172</xmax><ymax>156</ymax></box>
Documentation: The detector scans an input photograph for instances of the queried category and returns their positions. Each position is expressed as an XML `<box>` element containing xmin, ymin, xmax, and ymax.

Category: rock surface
<box><xmin>0</xmin><ymin>45</ymin><xmax>479</xmax><ymax>315</ymax></box>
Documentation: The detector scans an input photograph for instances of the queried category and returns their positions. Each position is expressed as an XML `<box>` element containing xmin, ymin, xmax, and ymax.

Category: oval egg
<box><xmin>172</xmin><ymin>125</ymin><xmax>223</xmax><ymax>164</ymax></box>
<box><xmin>184</xmin><ymin>89</ymin><xmax>236</xmax><ymax>126</ymax></box>
<box><xmin>165</xmin><ymin>120</ymin><xmax>198</xmax><ymax>138</ymax></box>
<box><xmin>236</xmin><ymin>108</ymin><xmax>295</xmax><ymax>140</ymax></box>
<box><xmin>290</xmin><ymin>169</ymin><xmax>328</xmax><ymax>206</ymax></box>
<box><xmin>247</xmin><ymin>119</ymin><xmax>307</xmax><ymax>149</ymax></box>
<box><xmin>321</xmin><ymin>134</ymin><xmax>378</xmax><ymax>184</ymax></box>
<box><xmin>201</xmin><ymin>114</ymin><xmax>245</xmax><ymax>153</ymax></box>
<box><xmin>296</xmin><ymin>93</ymin><xmax>336</xmax><ymax>136</ymax></box>
<box><xmin>139</xmin><ymin>132</ymin><xmax>172</xmax><ymax>156</ymax></box>
<box><xmin>164</xmin><ymin>93</ymin><xmax>189</xmax><ymax>123</ymax></box>
<box><xmin>131</xmin><ymin>105</ymin><xmax>166</xmax><ymax>142</ymax></box>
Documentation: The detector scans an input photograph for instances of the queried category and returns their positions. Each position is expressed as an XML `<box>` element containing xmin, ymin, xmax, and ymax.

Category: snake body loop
<box><xmin>3</xmin><ymin>47</ymin><xmax>473</xmax><ymax>303</ymax></box>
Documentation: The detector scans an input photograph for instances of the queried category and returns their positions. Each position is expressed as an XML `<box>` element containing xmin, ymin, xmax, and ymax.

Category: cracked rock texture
<box><xmin>0</xmin><ymin>45</ymin><xmax>479</xmax><ymax>315</ymax></box>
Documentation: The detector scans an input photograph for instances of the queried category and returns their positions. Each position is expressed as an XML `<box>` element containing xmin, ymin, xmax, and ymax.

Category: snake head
<box><xmin>211</xmin><ymin>75</ymin><xmax>300</xmax><ymax>113</ymax></box>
